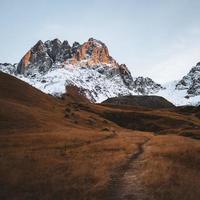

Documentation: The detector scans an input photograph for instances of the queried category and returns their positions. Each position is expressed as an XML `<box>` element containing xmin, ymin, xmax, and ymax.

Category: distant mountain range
<box><xmin>0</xmin><ymin>38</ymin><xmax>200</xmax><ymax>106</ymax></box>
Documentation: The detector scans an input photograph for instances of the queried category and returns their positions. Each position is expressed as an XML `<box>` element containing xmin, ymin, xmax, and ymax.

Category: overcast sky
<box><xmin>1</xmin><ymin>0</ymin><xmax>200</xmax><ymax>82</ymax></box>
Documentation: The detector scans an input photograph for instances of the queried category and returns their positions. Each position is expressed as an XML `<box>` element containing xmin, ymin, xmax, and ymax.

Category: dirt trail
<box><xmin>106</xmin><ymin>137</ymin><xmax>151</xmax><ymax>200</ymax></box>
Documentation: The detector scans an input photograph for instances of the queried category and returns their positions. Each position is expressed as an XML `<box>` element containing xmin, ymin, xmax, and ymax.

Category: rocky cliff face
<box><xmin>176</xmin><ymin>63</ymin><xmax>200</xmax><ymax>97</ymax></box>
<box><xmin>17</xmin><ymin>38</ymin><xmax>117</xmax><ymax>75</ymax></box>
<box><xmin>133</xmin><ymin>77</ymin><xmax>163</xmax><ymax>95</ymax></box>
<box><xmin>70</xmin><ymin>38</ymin><xmax>115</xmax><ymax>65</ymax></box>
<box><xmin>15</xmin><ymin>38</ymin><xmax>156</xmax><ymax>93</ymax></box>
<box><xmin>1</xmin><ymin>37</ymin><xmax>200</xmax><ymax>105</ymax></box>
<box><xmin>17</xmin><ymin>40</ymin><xmax>53</xmax><ymax>75</ymax></box>
<box><xmin>1</xmin><ymin>38</ymin><xmax>163</xmax><ymax>102</ymax></box>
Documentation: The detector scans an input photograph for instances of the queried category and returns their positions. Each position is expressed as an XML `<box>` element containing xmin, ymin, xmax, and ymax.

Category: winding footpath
<box><xmin>107</xmin><ymin>137</ymin><xmax>151</xmax><ymax>200</ymax></box>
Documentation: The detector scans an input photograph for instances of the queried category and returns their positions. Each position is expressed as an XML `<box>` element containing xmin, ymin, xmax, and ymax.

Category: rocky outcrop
<box><xmin>2</xmin><ymin>38</ymin><xmax>200</xmax><ymax>105</ymax></box>
<box><xmin>1</xmin><ymin>38</ymin><xmax>164</xmax><ymax>103</ymax></box>
<box><xmin>17</xmin><ymin>40</ymin><xmax>53</xmax><ymax>75</ymax></box>
<box><xmin>176</xmin><ymin>63</ymin><xmax>200</xmax><ymax>97</ymax></box>
<box><xmin>17</xmin><ymin>38</ymin><xmax>118</xmax><ymax>75</ymax></box>
<box><xmin>71</xmin><ymin>38</ymin><xmax>112</xmax><ymax>65</ymax></box>
<box><xmin>118</xmin><ymin>64</ymin><xmax>133</xmax><ymax>88</ymax></box>
<box><xmin>133</xmin><ymin>77</ymin><xmax>163</xmax><ymax>94</ymax></box>
<box><xmin>0</xmin><ymin>63</ymin><xmax>16</xmax><ymax>74</ymax></box>
<box><xmin>44</xmin><ymin>39</ymin><xmax>72</xmax><ymax>62</ymax></box>
<box><xmin>65</xmin><ymin>84</ymin><xmax>94</xmax><ymax>103</ymax></box>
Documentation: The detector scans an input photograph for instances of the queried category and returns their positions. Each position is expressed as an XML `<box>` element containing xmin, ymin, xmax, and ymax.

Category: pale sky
<box><xmin>1</xmin><ymin>0</ymin><xmax>200</xmax><ymax>82</ymax></box>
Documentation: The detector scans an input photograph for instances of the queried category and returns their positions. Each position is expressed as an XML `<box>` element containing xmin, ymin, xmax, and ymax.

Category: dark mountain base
<box><xmin>102</xmin><ymin>95</ymin><xmax>175</xmax><ymax>109</ymax></box>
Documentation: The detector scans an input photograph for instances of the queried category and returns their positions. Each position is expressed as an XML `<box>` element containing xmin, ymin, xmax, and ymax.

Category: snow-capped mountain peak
<box><xmin>176</xmin><ymin>63</ymin><xmax>200</xmax><ymax>98</ymax></box>
<box><xmin>2</xmin><ymin>38</ymin><xmax>192</xmax><ymax>104</ymax></box>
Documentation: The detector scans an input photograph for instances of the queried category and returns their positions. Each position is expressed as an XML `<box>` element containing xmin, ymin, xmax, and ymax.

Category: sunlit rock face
<box><xmin>2</xmin><ymin>38</ymin><xmax>200</xmax><ymax>105</ymax></box>
<box><xmin>2</xmin><ymin>38</ymin><xmax>163</xmax><ymax>102</ymax></box>
<box><xmin>17</xmin><ymin>38</ymin><xmax>118</xmax><ymax>75</ymax></box>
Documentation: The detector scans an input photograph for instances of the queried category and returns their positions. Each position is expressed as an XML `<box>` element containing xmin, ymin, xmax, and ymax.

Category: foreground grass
<box><xmin>0</xmin><ymin>128</ymin><xmax>152</xmax><ymax>200</ymax></box>
<box><xmin>137</xmin><ymin>135</ymin><xmax>200</xmax><ymax>200</ymax></box>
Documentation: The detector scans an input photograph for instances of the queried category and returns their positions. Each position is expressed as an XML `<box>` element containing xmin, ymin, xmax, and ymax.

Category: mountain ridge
<box><xmin>0</xmin><ymin>38</ymin><xmax>163</xmax><ymax>102</ymax></box>
<box><xmin>0</xmin><ymin>38</ymin><xmax>200</xmax><ymax>105</ymax></box>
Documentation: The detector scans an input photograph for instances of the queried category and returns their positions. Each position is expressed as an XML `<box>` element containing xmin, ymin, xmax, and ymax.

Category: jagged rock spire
<box><xmin>17</xmin><ymin>38</ymin><xmax>118</xmax><ymax>74</ymax></box>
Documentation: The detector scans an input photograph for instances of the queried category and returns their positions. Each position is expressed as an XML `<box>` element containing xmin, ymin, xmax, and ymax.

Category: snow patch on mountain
<box><xmin>0</xmin><ymin>63</ymin><xmax>16</xmax><ymax>74</ymax></box>
<box><xmin>1</xmin><ymin>62</ymin><xmax>200</xmax><ymax>106</ymax></box>
<box><xmin>16</xmin><ymin>64</ymin><xmax>136</xmax><ymax>102</ymax></box>
<box><xmin>157</xmin><ymin>81</ymin><xmax>200</xmax><ymax>106</ymax></box>
<box><xmin>0</xmin><ymin>62</ymin><xmax>163</xmax><ymax>103</ymax></box>
<box><xmin>176</xmin><ymin>65</ymin><xmax>200</xmax><ymax>97</ymax></box>
<box><xmin>1</xmin><ymin>38</ymin><xmax>200</xmax><ymax>106</ymax></box>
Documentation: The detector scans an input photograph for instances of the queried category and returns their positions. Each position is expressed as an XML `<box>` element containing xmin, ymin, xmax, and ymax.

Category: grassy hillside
<box><xmin>1</xmin><ymin>72</ymin><xmax>200</xmax><ymax>200</ymax></box>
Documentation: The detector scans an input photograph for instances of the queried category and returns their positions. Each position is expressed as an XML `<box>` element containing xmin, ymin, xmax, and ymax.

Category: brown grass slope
<box><xmin>0</xmin><ymin>72</ymin><xmax>56</xmax><ymax>107</ymax></box>
<box><xmin>0</xmin><ymin>72</ymin><xmax>62</xmax><ymax>132</ymax></box>
<box><xmin>1</xmin><ymin>72</ymin><xmax>200</xmax><ymax>200</ymax></box>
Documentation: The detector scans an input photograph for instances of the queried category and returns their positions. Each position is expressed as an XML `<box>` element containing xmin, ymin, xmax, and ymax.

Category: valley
<box><xmin>1</xmin><ymin>72</ymin><xmax>200</xmax><ymax>200</ymax></box>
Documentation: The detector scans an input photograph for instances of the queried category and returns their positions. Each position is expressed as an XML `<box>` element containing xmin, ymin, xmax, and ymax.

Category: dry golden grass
<box><xmin>0</xmin><ymin>128</ymin><xmax>152</xmax><ymax>200</ymax></box>
<box><xmin>1</xmin><ymin>72</ymin><xmax>200</xmax><ymax>199</ymax></box>
<box><xmin>136</xmin><ymin>135</ymin><xmax>200</xmax><ymax>200</ymax></box>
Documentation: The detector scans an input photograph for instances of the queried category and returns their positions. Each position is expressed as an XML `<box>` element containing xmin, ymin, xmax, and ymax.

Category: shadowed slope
<box><xmin>102</xmin><ymin>95</ymin><xmax>175</xmax><ymax>109</ymax></box>
<box><xmin>0</xmin><ymin>72</ymin><xmax>63</xmax><ymax>133</ymax></box>
<box><xmin>0</xmin><ymin>72</ymin><xmax>56</xmax><ymax>108</ymax></box>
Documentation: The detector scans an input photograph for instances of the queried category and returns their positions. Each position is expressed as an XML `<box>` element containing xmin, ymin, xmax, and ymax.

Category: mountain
<box><xmin>16</xmin><ymin>38</ymin><xmax>118</xmax><ymax>75</ymax></box>
<box><xmin>176</xmin><ymin>63</ymin><xmax>200</xmax><ymax>97</ymax></box>
<box><xmin>0</xmin><ymin>38</ymin><xmax>163</xmax><ymax>102</ymax></box>
<box><xmin>156</xmin><ymin>63</ymin><xmax>200</xmax><ymax>106</ymax></box>
<box><xmin>1</xmin><ymin>38</ymin><xmax>200</xmax><ymax>106</ymax></box>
